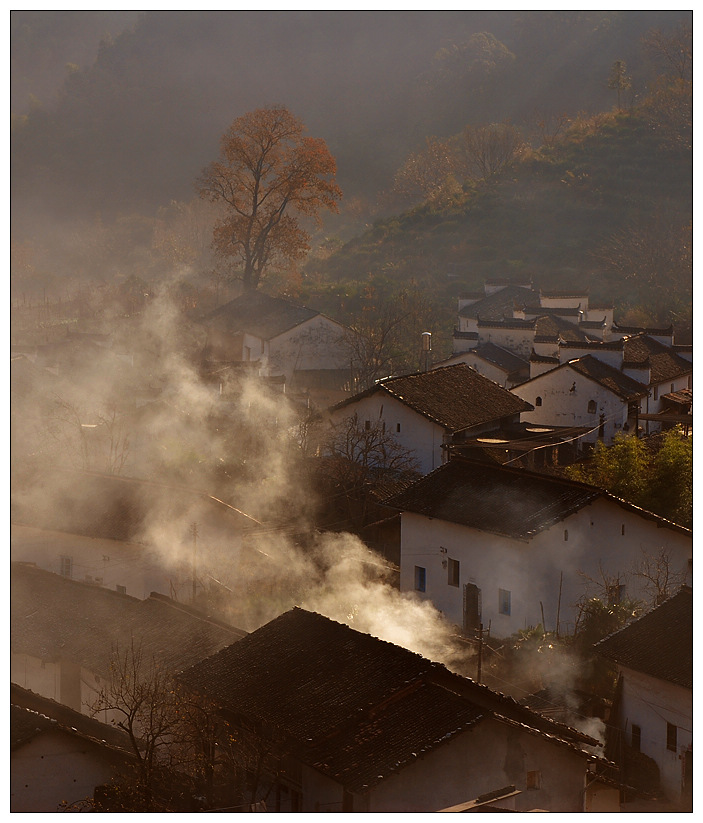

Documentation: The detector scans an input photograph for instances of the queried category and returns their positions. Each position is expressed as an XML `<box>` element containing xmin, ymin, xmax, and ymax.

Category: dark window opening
<box><xmin>448</xmin><ymin>558</ymin><xmax>460</xmax><ymax>587</ymax></box>
<box><xmin>535</xmin><ymin>396</ymin><xmax>542</xmax><ymax>406</ymax></box>
<box><xmin>588</xmin><ymin>399</ymin><xmax>597</xmax><ymax>414</ymax></box>
<box><xmin>414</xmin><ymin>566</ymin><xmax>426</xmax><ymax>593</ymax></box>
<box><xmin>499</xmin><ymin>588</ymin><xmax>511</xmax><ymax>616</ymax></box>
<box><xmin>632</xmin><ymin>725</ymin><xmax>641</xmax><ymax>752</ymax></box>
<box><xmin>667</xmin><ymin>723</ymin><xmax>678</xmax><ymax>752</ymax></box>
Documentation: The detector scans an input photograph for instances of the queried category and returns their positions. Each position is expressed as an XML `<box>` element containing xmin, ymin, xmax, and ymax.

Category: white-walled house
<box><xmin>327</xmin><ymin>364</ymin><xmax>533</xmax><ymax>475</ymax></box>
<box><xmin>11</xmin><ymin>468</ymin><xmax>260</xmax><ymax>601</ymax></box>
<box><xmin>384</xmin><ymin>458</ymin><xmax>692</xmax><ymax>638</ymax></box>
<box><xmin>434</xmin><ymin>342</ymin><xmax>529</xmax><ymax>388</ymax></box>
<box><xmin>201</xmin><ymin>291</ymin><xmax>358</xmax><ymax>390</ymax></box>
<box><xmin>11</xmin><ymin>684</ymin><xmax>133</xmax><ymax>813</ymax></box>
<box><xmin>11</xmin><ymin>562</ymin><xmax>246</xmax><ymax>719</ymax></box>
<box><xmin>596</xmin><ymin>587</ymin><xmax>692</xmax><ymax>810</ymax></box>
<box><xmin>511</xmin><ymin>354</ymin><xmax>649</xmax><ymax>445</ymax></box>
<box><xmin>179</xmin><ymin>607</ymin><xmax>619</xmax><ymax>813</ymax></box>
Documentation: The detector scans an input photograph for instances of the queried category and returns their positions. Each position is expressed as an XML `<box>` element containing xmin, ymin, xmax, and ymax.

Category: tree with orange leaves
<box><xmin>198</xmin><ymin>106</ymin><xmax>341</xmax><ymax>291</ymax></box>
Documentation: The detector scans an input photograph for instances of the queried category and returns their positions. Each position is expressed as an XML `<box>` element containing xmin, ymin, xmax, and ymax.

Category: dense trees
<box><xmin>566</xmin><ymin>428</ymin><xmax>692</xmax><ymax>528</ymax></box>
<box><xmin>198</xmin><ymin>106</ymin><xmax>341</xmax><ymax>291</ymax></box>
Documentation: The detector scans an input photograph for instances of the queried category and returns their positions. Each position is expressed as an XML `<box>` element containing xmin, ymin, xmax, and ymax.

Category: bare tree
<box><xmin>458</xmin><ymin>121</ymin><xmax>526</xmax><ymax>181</ymax></box>
<box><xmin>608</xmin><ymin>60</ymin><xmax>631</xmax><ymax>110</ymax></box>
<box><xmin>643</xmin><ymin>21</ymin><xmax>692</xmax><ymax>82</ymax></box>
<box><xmin>91</xmin><ymin>641</ymin><xmax>182</xmax><ymax>811</ymax></box>
<box><xmin>632</xmin><ymin>548</ymin><xmax>687</xmax><ymax>608</ymax></box>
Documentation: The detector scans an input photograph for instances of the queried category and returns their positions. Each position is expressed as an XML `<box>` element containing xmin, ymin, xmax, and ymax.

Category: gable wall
<box><xmin>616</xmin><ymin>666</ymin><xmax>692</xmax><ymax>805</ymax></box>
<box><xmin>270</xmin><ymin>316</ymin><xmax>353</xmax><ymax>380</ymax></box>
<box><xmin>11</xmin><ymin>729</ymin><xmax>127</xmax><ymax>812</ymax></box>
<box><xmin>366</xmin><ymin>715</ymin><xmax>597</xmax><ymax>812</ymax></box>
<box><xmin>328</xmin><ymin>394</ymin><xmax>446</xmax><ymax>475</ymax></box>
<box><xmin>478</xmin><ymin>326</ymin><xmax>534</xmax><ymax>359</ymax></box>
<box><xmin>511</xmin><ymin>368</ymin><xmax>631</xmax><ymax>444</ymax></box>
<box><xmin>399</xmin><ymin>498</ymin><xmax>691</xmax><ymax>637</ymax></box>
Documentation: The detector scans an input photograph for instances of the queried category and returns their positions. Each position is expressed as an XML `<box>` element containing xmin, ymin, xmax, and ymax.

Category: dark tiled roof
<box><xmin>383</xmin><ymin>457</ymin><xmax>600</xmax><ymax>539</ymax></box>
<box><xmin>578</xmin><ymin>319</ymin><xmax>608</xmax><ymax>329</ymax></box>
<box><xmin>614</xmin><ymin>324</ymin><xmax>674</xmax><ymax>336</ymax></box>
<box><xmin>477</xmin><ymin>318</ymin><xmax>536</xmax><ymax>330</ymax></box>
<box><xmin>534</xmin><ymin>315</ymin><xmax>590</xmax><ymax>344</ymax></box>
<box><xmin>179</xmin><ymin>608</ymin><xmax>599</xmax><ymax>793</ymax></box>
<box><xmin>524</xmin><ymin>306</ymin><xmax>582</xmax><ymax>317</ymax></box>
<box><xmin>12</xmin><ymin>468</ymin><xmax>259</xmax><ymax>541</ymax></box>
<box><xmin>10</xmin><ymin>684</ymin><xmax>132</xmax><ymax>753</ymax></box>
<box><xmin>453</xmin><ymin>330</ymin><xmax>479</xmax><ymax>340</ymax></box>
<box><xmin>559</xmin><ymin>339</ymin><xmax>624</xmax><ymax>351</ymax></box>
<box><xmin>471</xmin><ymin>343</ymin><xmax>529</xmax><ymax>375</ymax></box>
<box><xmin>539</xmin><ymin>289</ymin><xmax>589</xmax><ymax>298</ymax></box>
<box><xmin>595</xmin><ymin>587</ymin><xmax>692</xmax><ymax>688</ymax></box>
<box><xmin>204</xmin><ymin>291</ymin><xmax>320</xmax><ymax>340</ymax></box>
<box><xmin>458</xmin><ymin>286</ymin><xmax>537</xmax><ymax>321</ymax></box>
<box><xmin>332</xmin><ymin>365</ymin><xmax>532</xmax><ymax>433</ymax></box>
<box><xmin>622</xmin><ymin>334</ymin><xmax>692</xmax><ymax>385</ymax></box>
<box><xmin>11</xmin><ymin>563</ymin><xmax>246</xmax><ymax>679</ymax></box>
<box><xmin>529</xmin><ymin>352</ymin><xmax>559</xmax><ymax>364</ymax></box>
<box><xmin>567</xmin><ymin>356</ymin><xmax>649</xmax><ymax>401</ymax></box>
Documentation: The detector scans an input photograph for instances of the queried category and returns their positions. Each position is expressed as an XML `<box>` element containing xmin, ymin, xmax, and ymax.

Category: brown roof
<box><xmin>204</xmin><ymin>291</ymin><xmax>320</xmax><ymax>339</ymax></box>
<box><xmin>467</xmin><ymin>343</ymin><xmax>529</xmax><ymax>376</ymax></box>
<box><xmin>178</xmin><ymin>608</ymin><xmax>600</xmax><ymax>793</ymax></box>
<box><xmin>622</xmin><ymin>334</ymin><xmax>692</xmax><ymax>385</ymax></box>
<box><xmin>534</xmin><ymin>315</ymin><xmax>591</xmax><ymax>344</ymax></box>
<box><xmin>384</xmin><ymin>456</ymin><xmax>689</xmax><ymax>538</ymax></box>
<box><xmin>331</xmin><ymin>364</ymin><xmax>532</xmax><ymax>433</ymax></box>
<box><xmin>384</xmin><ymin>457</ymin><xmax>601</xmax><ymax>539</ymax></box>
<box><xmin>566</xmin><ymin>355</ymin><xmax>649</xmax><ymax>401</ymax></box>
<box><xmin>458</xmin><ymin>285</ymin><xmax>537</xmax><ymax>321</ymax></box>
<box><xmin>595</xmin><ymin>587</ymin><xmax>692</xmax><ymax>689</ymax></box>
<box><xmin>11</xmin><ymin>563</ymin><xmax>246</xmax><ymax>679</ymax></box>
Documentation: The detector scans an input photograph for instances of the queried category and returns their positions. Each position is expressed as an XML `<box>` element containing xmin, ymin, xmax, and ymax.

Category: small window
<box><xmin>535</xmin><ymin>396</ymin><xmax>542</xmax><ymax>406</ymax></box>
<box><xmin>654</xmin><ymin>386</ymin><xmax>659</xmax><ymax>401</ymax></box>
<box><xmin>116</xmin><ymin>584</ymin><xmax>127</xmax><ymax>595</ymax></box>
<box><xmin>671</xmin><ymin>383</ymin><xmax>675</xmax><ymax>393</ymax></box>
<box><xmin>396</xmin><ymin>423</ymin><xmax>401</xmax><ymax>433</ymax></box>
<box><xmin>448</xmin><ymin>558</ymin><xmax>460</xmax><ymax>587</ymax></box>
<box><xmin>631</xmin><ymin>725</ymin><xmax>641</xmax><ymax>752</ymax></box>
<box><xmin>526</xmin><ymin>770</ymin><xmax>542</xmax><ymax>790</ymax></box>
<box><xmin>667</xmin><ymin>723</ymin><xmax>677</xmax><ymax>752</ymax></box>
<box><xmin>414</xmin><ymin>566</ymin><xmax>426</xmax><ymax>593</ymax></box>
<box><xmin>382</xmin><ymin>421</ymin><xmax>386</xmax><ymax>433</ymax></box>
<box><xmin>564</xmin><ymin>529</ymin><xmax>568</xmax><ymax>541</ymax></box>
<box><xmin>621</xmin><ymin>523</ymin><xmax>625</xmax><ymax>536</ymax></box>
<box><xmin>60</xmin><ymin>556</ymin><xmax>73</xmax><ymax>578</ymax></box>
<box><xmin>364</xmin><ymin>420</ymin><xmax>371</xmax><ymax>431</ymax></box>
<box><xmin>499</xmin><ymin>588</ymin><xmax>511</xmax><ymax>616</ymax></box>
<box><xmin>587</xmin><ymin>399</ymin><xmax>597</xmax><ymax>414</ymax></box>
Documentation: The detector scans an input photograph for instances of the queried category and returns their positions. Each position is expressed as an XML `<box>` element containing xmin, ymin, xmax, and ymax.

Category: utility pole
<box><xmin>190</xmin><ymin>522</ymin><xmax>198</xmax><ymax>603</ymax></box>
<box><xmin>476</xmin><ymin>623</ymin><xmax>484</xmax><ymax>684</ymax></box>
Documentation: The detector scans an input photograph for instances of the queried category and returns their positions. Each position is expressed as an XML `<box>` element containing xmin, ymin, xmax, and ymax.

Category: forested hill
<box><xmin>11</xmin><ymin>10</ymin><xmax>686</xmax><ymax>224</ymax></box>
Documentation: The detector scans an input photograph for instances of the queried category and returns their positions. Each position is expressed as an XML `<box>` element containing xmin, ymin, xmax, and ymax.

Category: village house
<box><xmin>11</xmin><ymin>562</ymin><xmax>246</xmax><ymax>719</ymax></box>
<box><xmin>11</xmin><ymin>467</ymin><xmax>260</xmax><ymax>601</ymax></box>
<box><xmin>595</xmin><ymin>586</ymin><xmax>693</xmax><ymax>810</ymax></box>
<box><xmin>11</xmin><ymin>684</ymin><xmax>133</xmax><ymax>813</ymax></box>
<box><xmin>327</xmin><ymin>363</ymin><xmax>533</xmax><ymax>476</ymax></box>
<box><xmin>511</xmin><ymin>353</ymin><xmax>650</xmax><ymax>445</ymax></box>
<box><xmin>199</xmin><ymin>290</ymin><xmax>358</xmax><ymax>392</ymax></box>
<box><xmin>178</xmin><ymin>607</ymin><xmax>619</xmax><ymax>813</ymax></box>
<box><xmin>383</xmin><ymin>457</ymin><xmax>692</xmax><ymax>638</ymax></box>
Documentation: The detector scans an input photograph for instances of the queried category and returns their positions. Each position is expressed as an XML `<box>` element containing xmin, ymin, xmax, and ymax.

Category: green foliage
<box><xmin>567</xmin><ymin>428</ymin><xmax>692</xmax><ymax>527</ymax></box>
<box><xmin>573</xmin><ymin>596</ymin><xmax>642</xmax><ymax>651</ymax></box>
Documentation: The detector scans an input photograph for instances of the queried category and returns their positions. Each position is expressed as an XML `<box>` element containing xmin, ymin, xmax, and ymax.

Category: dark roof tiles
<box><xmin>333</xmin><ymin>365</ymin><xmax>532</xmax><ymax>433</ymax></box>
<box><xmin>595</xmin><ymin>587</ymin><xmax>692</xmax><ymax>688</ymax></box>
<box><xmin>567</xmin><ymin>356</ymin><xmax>649</xmax><ymax>401</ymax></box>
<box><xmin>622</xmin><ymin>334</ymin><xmax>692</xmax><ymax>385</ymax></box>
<box><xmin>204</xmin><ymin>291</ymin><xmax>320</xmax><ymax>339</ymax></box>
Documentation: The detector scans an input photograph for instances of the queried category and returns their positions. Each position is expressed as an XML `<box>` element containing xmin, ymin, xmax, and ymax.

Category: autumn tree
<box><xmin>391</xmin><ymin>135</ymin><xmax>457</xmax><ymax>205</ymax></box>
<box><xmin>607</xmin><ymin>59</ymin><xmax>631</xmax><ymax>110</ymax></box>
<box><xmin>457</xmin><ymin>121</ymin><xmax>525</xmax><ymax>182</ymax></box>
<box><xmin>197</xmin><ymin>106</ymin><xmax>341</xmax><ymax>291</ymax></box>
<box><xmin>642</xmin><ymin>21</ymin><xmax>692</xmax><ymax>82</ymax></box>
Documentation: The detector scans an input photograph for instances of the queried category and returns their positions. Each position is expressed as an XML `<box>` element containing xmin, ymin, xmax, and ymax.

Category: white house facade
<box><xmin>386</xmin><ymin>459</ymin><xmax>692</xmax><ymax>638</ymax></box>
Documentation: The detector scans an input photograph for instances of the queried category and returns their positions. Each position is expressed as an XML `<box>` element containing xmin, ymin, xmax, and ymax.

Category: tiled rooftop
<box><xmin>383</xmin><ymin>457</ymin><xmax>600</xmax><ymax>539</ymax></box>
<box><xmin>567</xmin><ymin>355</ymin><xmax>649</xmax><ymax>401</ymax></box>
<box><xmin>595</xmin><ymin>587</ymin><xmax>692</xmax><ymax>689</ymax></box>
<box><xmin>204</xmin><ymin>291</ymin><xmax>320</xmax><ymax>340</ymax></box>
<box><xmin>622</xmin><ymin>334</ymin><xmax>692</xmax><ymax>385</ymax></box>
<box><xmin>11</xmin><ymin>563</ymin><xmax>246</xmax><ymax>679</ymax></box>
<box><xmin>458</xmin><ymin>285</ymin><xmax>537</xmax><ymax>321</ymax></box>
<box><xmin>178</xmin><ymin>608</ymin><xmax>600</xmax><ymax>793</ymax></box>
<box><xmin>332</xmin><ymin>364</ymin><xmax>532</xmax><ymax>433</ymax></box>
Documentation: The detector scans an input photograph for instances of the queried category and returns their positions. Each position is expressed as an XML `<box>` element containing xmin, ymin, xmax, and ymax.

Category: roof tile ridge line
<box><xmin>595</xmin><ymin>490</ymin><xmax>692</xmax><ymax>534</ymax></box>
<box><xmin>594</xmin><ymin>585</ymin><xmax>693</xmax><ymax>649</ymax></box>
<box><xmin>433</xmin><ymin>667</ymin><xmax>600</xmax><ymax>746</ymax></box>
<box><xmin>145</xmin><ymin>591</ymin><xmax>246</xmax><ymax>634</ymax></box>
